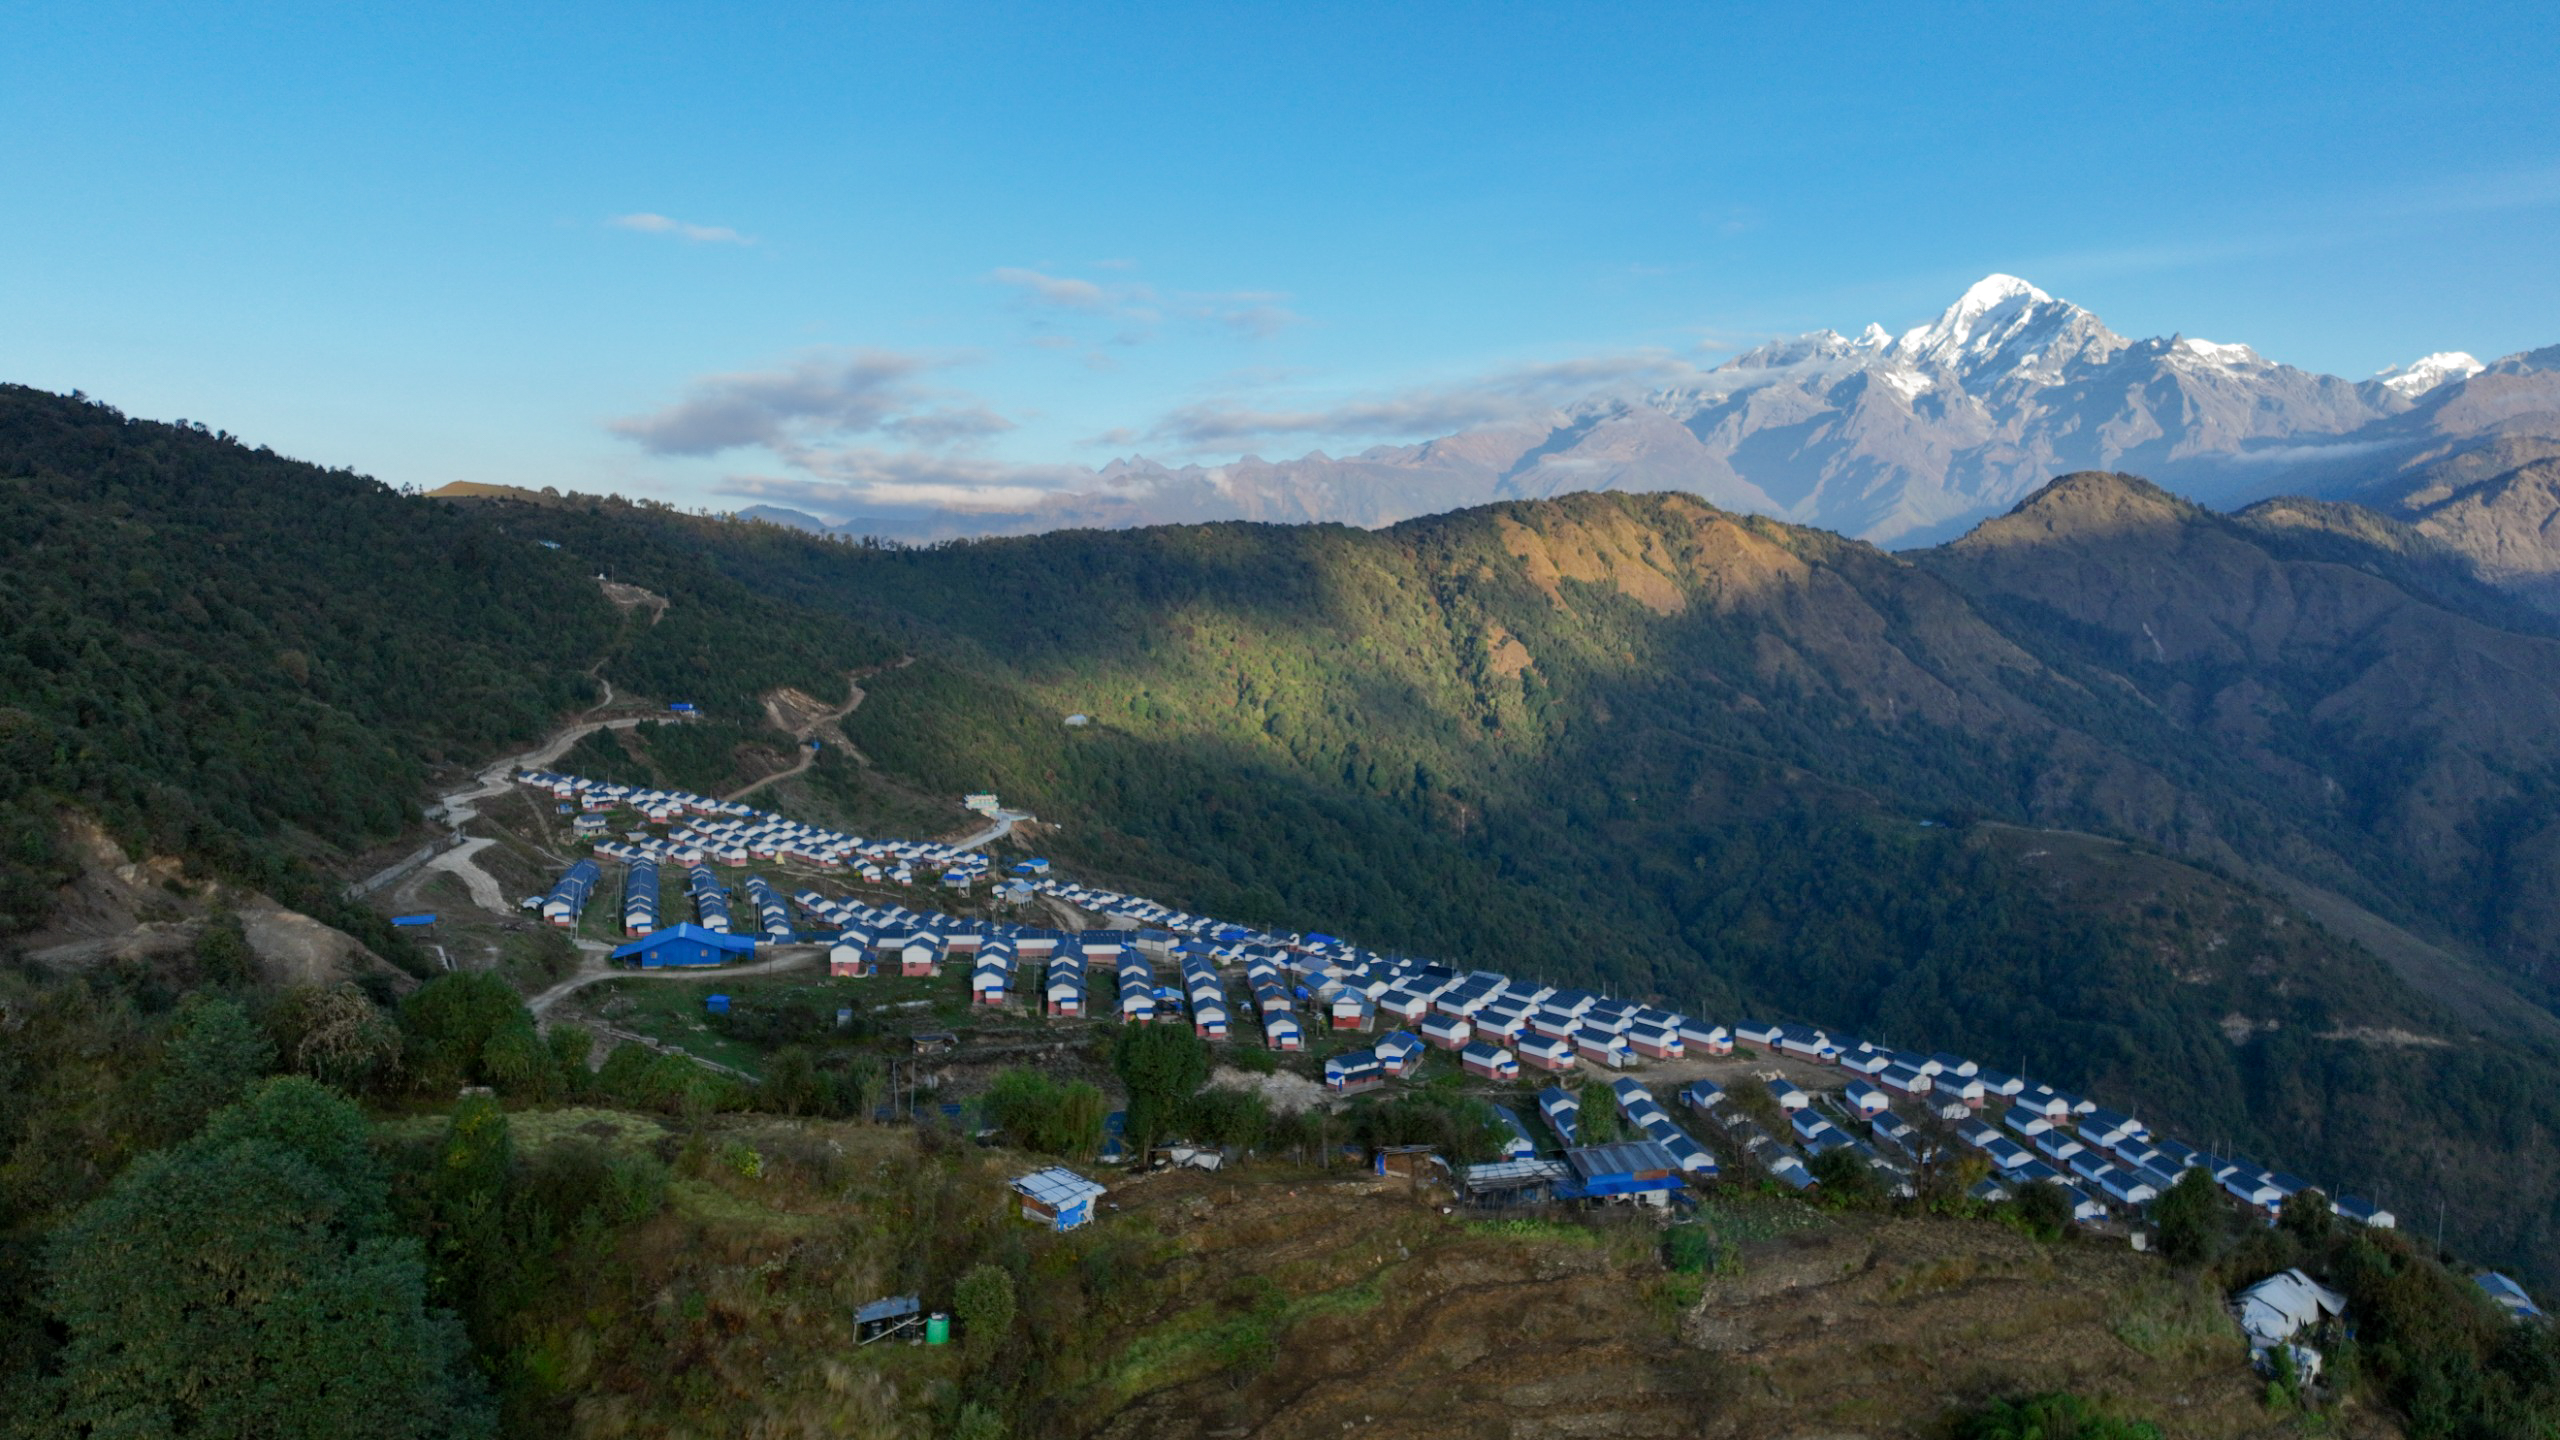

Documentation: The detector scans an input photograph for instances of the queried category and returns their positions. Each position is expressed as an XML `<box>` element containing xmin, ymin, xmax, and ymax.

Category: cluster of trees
<box><xmin>2101</xmin><ymin>1162</ymin><xmax>2560</xmax><ymax>1437</ymax></box>
<box><xmin>0</xmin><ymin>387</ymin><xmax>614</xmax><ymax>951</ymax></box>
<box><xmin>981</xmin><ymin>1067</ymin><xmax>1109</xmax><ymax>1158</ymax></box>
<box><xmin>28</xmin><ymin>1076</ymin><xmax>495</xmax><ymax>1436</ymax></box>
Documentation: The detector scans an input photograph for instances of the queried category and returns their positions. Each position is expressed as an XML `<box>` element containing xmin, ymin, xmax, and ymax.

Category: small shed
<box><xmin>1011</xmin><ymin>1167</ymin><xmax>1108</xmax><ymax>1231</ymax></box>
<box><xmin>1373</xmin><ymin>1145</ymin><xmax>1446</xmax><ymax>1182</ymax></box>
<box><xmin>2235</xmin><ymin>1268</ymin><xmax>2348</xmax><ymax>1350</ymax></box>
<box><xmin>855</xmin><ymin>1294</ymin><xmax>922</xmax><ymax>1344</ymax></box>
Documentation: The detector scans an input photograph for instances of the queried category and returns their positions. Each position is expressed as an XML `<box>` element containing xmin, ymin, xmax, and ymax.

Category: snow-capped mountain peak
<box><xmin>2171</xmin><ymin>336</ymin><xmax>2264</xmax><ymax>369</ymax></box>
<box><xmin>847</xmin><ymin>273</ymin><xmax>2528</xmax><ymax>555</ymax></box>
<box><xmin>2373</xmin><ymin>351</ymin><xmax>2485</xmax><ymax>398</ymax></box>
<box><xmin>1890</xmin><ymin>273</ymin><xmax>2125</xmax><ymax>383</ymax></box>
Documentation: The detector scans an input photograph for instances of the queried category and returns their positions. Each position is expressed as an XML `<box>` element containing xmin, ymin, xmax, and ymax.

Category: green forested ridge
<box><xmin>7</xmin><ymin>385</ymin><xmax>2560</xmax><ymax>1285</ymax></box>
<box><xmin>0</xmin><ymin>388</ymin><xmax>610</xmax><ymax>942</ymax></box>
<box><xmin>0</xmin><ymin>387</ymin><xmax>886</xmax><ymax>945</ymax></box>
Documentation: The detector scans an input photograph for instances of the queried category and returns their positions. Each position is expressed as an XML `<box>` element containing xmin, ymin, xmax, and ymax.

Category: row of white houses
<box><xmin>527</xmin><ymin>766</ymin><xmax>2411</xmax><ymax>1247</ymax></box>
<box><xmin>520</xmin><ymin>769</ymin><xmax>993</xmax><ymax>888</ymax></box>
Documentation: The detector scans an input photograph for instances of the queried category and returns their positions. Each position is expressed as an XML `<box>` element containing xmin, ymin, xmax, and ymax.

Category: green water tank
<box><xmin>924</xmin><ymin>1312</ymin><xmax>950</xmax><ymax>1345</ymax></box>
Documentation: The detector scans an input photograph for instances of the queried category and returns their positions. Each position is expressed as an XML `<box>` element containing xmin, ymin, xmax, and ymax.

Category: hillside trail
<box><xmin>422</xmin><ymin>837</ymin><xmax>506</xmax><ymax>912</ymax></box>
<box><xmin>951</xmin><ymin>807</ymin><xmax>1035</xmax><ymax>851</ymax></box>
<box><xmin>723</xmin><ymin>670</ymin><xmax>873</xmax><ymax>804</ymax></box>
<box><xmin>435</xmin><ymin>668</ymin><xmax>667</xmax><ymax>827</ymax></box>
<box><xmin>406</xmin><ymin>667</ymin><xmax>666</xmax><ymax>920</ymax></box>
<box><xmin>723</xmin><ymin>657</ymin><xmax>916</xmax><ymax>804</ymax></box>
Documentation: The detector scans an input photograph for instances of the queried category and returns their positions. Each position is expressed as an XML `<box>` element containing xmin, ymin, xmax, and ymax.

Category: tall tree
<box><xmin>153</xmin><ymin>993</ymin><xmax>275</xmax><ymax>1139</ymax></box>
<box><xmin>1112</xmin><ymin>1026</ymin><xmax>1209</xmax><ymax>1155</ymax></box>
<box><xmin>2152</xmin><ymin>1168</ymin><xmax>2226</xmax><ymax>1266</ymax></box>
<box><xmin>40</xmin><ymin>1077</ymin><xmax>490</xmax><ymax>1438</ymax></box>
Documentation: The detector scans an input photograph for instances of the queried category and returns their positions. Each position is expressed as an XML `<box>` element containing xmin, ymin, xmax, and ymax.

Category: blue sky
<box><xmin>5</xmin><ymin>1</ymin><xmax>2557</xmax><ymax>517</ymax></box>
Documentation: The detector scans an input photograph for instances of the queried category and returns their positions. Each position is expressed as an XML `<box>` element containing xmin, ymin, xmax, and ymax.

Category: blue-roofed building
<box><xmin>1538</xmin><ymin>1085</ymin><xmax>1580</xmax><ymax>1146</ymax></box>
<box><xmin>1012</xmin><ymin>1167</ymin><xmax>1109</xmax><ymax>1231</ymax></box>
<box><xmin>2480</xmin><ymin>1273</ymin><xmax>2544</xmax><ymax>1320</ymax></box>
<box><xmin>1559</xmin><ymin>1141</ymin><xmax>1686</xmax><ymax>1203</ymax></box>
<box><xmin>612</xmin><ymin>923</ymin><xmax>759</xmax><ymax>968</ymax></box>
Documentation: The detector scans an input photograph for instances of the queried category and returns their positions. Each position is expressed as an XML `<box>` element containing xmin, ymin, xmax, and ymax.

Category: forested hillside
<box><xmin>751</xmin><ymin>486</ymin><xmax>2560</xmax><ymax>1281</ymax></box>
<box><xmin>7</xmin><ymin>383</ymin><xmax>2560</xmax><ymax>1282</ymax></box>
<box><xmin>0</xmin><ymin>387</ymin><xmax>891</xmax><ymax>950</ymax></box>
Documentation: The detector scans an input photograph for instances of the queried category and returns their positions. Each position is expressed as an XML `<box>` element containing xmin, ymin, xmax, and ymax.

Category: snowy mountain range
<box><xmin>754</xmin><ymin>275</ymin><xmax>2560</xmax><ymax>552</ymax></box>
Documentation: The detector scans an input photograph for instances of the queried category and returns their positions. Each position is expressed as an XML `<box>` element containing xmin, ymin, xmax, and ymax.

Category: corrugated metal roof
<box><xmin>1463</xmin><ymin>1158</ymin><xmax>1570</xmax><ymax>1189</ymax></box>
<box><xmin>1565</xmin><ymin>1140</ymin><xmax>1679</xmax><ymax>1181</ymax></box>
<box><xmin>855</xmin><ymin>1294</ymin><xmax>920</xmax><ymax>1324</ymax></box>
<box><xmin>1011</xmin><ymin>1167</ymin><xmax>1107</xmax><ymax>1208</ymax></box>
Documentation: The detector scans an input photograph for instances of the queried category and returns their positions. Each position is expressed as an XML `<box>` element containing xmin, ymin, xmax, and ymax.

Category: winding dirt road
<box><xmin>953</xmin><ymin>808</ymin><xmax>1035</xmax><ymax>851</ymax></box>
<box><xmin>724</xmin><ymin>672</ymin><xmax>871</xmax><ymax>804</ymax></box>
<box><xmin>422</xmin><ymin>837</ymin><xmax>506</xmax><ymax>912</ymax></box>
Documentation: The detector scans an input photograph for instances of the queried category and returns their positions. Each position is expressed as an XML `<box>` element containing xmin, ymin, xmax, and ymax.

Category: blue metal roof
<box><xmin>855</xmin><ymin>1294</ymin><xmax>920</xmax><ymax>1325</ymax></box>
<box><xmin>611</xmin><ymin>922</ymin><xmax>760</xmax><ymax>961</ymax></box>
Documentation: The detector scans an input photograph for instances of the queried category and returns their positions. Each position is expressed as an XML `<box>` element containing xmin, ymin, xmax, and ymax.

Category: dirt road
<box><xmin>437</xmin><ymin>706</ymin><xmax>672</xmax><ymax>829</ymax></box>
<box><xmin>952</xmin><ymin>808</ymin><xmax>1033</xmax><ymax>851</ymax></box>
<box><xmin>725</xmin><ymin>673</ymin><xmax>871</xmax><ymax>804</ymax></box>
<box><xmin>423</xmin><ymin>836</ymin><xmax>507</xmax><ymax>912</ymax></box>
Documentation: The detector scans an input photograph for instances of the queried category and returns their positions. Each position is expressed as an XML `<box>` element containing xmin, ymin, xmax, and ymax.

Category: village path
<box><xmin>723</xmin><ymin>670</ymin><xmax>876</xmax><ymax>804</ymax></box>
<box><xmin>951</xmin><ymin>808</ymin><xmax>1035</xmax><ymax>851</ymax></box>
<box><xmin>525</xmin><ymin>943</ymin><xmax>825</xmax><ymax>1019</ymax></box>
<box><xmin>435</xmin><ymin>676</ymin><xmax>670</xmax><ymax>829</ymax></box>
<box><xmin>423</xmin><ymin>837</ymin><xmax>507</xmax><ymax>914</ymax></box>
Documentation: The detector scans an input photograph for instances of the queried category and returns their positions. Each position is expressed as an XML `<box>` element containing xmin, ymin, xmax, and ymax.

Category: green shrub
<box><xmin>1663</xmin><ymin>1225</ymin><xmax>1718</xmax><ymax>1275</ymax></box>
<box><xmin>955</xmin><ymin>1263</ymin><xmax>1017</xmax><ymax>1345</ymax></box>
<box><xmin>1955</xmin><ymin>1392</ymin><xmax>2161</xmax><ymax>1440</ymax></box>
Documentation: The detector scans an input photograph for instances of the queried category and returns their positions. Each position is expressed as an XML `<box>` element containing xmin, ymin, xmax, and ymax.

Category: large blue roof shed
<box><xmin>1558</xmin><ymin>1140</ymin><xmax>1687</xmax><ymax>1201</ymax></box>
<box><xmin>612</xmin><ymin>923</ymin><xmax>758</xmax><ymax>969</ymax></box>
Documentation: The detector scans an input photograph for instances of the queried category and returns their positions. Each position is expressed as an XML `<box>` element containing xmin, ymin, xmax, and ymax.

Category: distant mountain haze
<box><xmin>776</xmin><ymin>276</ymin><xmax>2560</xmax><ymax>598</ymax></box>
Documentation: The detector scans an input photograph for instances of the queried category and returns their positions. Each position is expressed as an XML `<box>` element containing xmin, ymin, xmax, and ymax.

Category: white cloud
<box><xmin>990</xmin><ymin>267</ymin><xmax>1141</xmax><ymax>312</ymax></box>
<box><xmin>1201</xmin><ymin>300</ymin><xmax>1305</xmax><ymax>339</ymax></box>
<box><xmin>994</xmin><ymin>267</ymin><xmax>1303</xmax><ymax>343</ymax></box>
<box><xmin>610</xmin><ymin>351</ymin><xmax>940</xmax><ymax>456</ymax></box>
<box><xmin>609</xmin><ymin>212</ymin><xmax>753</xmax><ymax>245</ymax></box>
<box><xmin>717</xmin><ymin>447</ymin><xmax>1096</xmax><ymax>517</ymax></box>
<box><xmin>882</xmin><ymin>406</ymin><xmax>1016</xmax><ymax>446</ymax></box>
<box><xmin>1147</xmin><ymin>349</ymin><xmax>1713</xmax><ymax>448</ymax></box>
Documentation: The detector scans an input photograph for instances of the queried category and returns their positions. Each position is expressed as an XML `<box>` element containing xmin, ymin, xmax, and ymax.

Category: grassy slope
<box><xmin>444</xmin><ymin>1108</ymin><xmax>2357</xmax><ymax>1440</ymax></box>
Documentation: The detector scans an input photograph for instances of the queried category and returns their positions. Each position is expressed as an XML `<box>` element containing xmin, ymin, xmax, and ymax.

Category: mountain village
<box><xmin>499</xmin><ymin>758</ymin><xmax>2545</xmax><ymax>1382</ymax></box>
